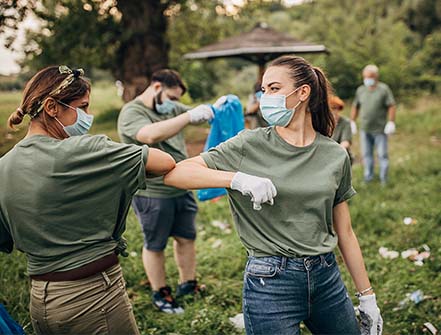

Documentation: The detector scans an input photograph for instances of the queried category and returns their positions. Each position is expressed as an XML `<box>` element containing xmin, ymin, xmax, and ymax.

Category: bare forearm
<box><xmin>338</xmin><ymin>230</ymin><xmax>372</xmax><ymax>293</ymax></box>
<box><xmin>164</xmin><ymin>160</ymin><xmax>235</xmax><ymax>189</ymax></box>
<box><xmin>388</xmin><ymin>105</ymin><xmax>396</xmax><ymax>122</ymax></box>
<box><xmin>137</xmin><ymin>113</ymin><xmax>190</xmax><ymax>144</ymax></box>
<box><xmin>350</xmin><ymin>106</ymin><xmax>358</xmax><ymax>121</ymax></box>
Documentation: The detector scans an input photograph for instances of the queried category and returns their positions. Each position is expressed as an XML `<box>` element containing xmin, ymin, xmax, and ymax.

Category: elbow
<box><xmin>141</xmin><ymin>136</ymin><xmax>157</xmax><ymax>145</ymax></box>
<box><xmin>136</xmin><ymin>131</ymin><xmax>159</xmax><ymax>145</ymax></box>
<box><xmin>165</xmin><ymin>157</ymin><xmax>176</xmax><ymax>174</ymax></box>
<box><xmin>337</xmin><ymin>226</ymin><xmax>356</xmax><ymax>242</ymax></box>
<box><xmin>145</xmin><ymin>151</ymin><xmax>176</xmax><ymax>177</ymax></box>
<box><xmin>159</xmin><ymin>156</ymin><xmax>176</xmax><ymax>176</ymax></box>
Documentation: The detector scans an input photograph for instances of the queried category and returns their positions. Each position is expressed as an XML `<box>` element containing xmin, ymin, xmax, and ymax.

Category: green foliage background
<box><xmin>4</xmin><ymin>0</ymin><xmax>439</xmax><ymax>100</ymax></box>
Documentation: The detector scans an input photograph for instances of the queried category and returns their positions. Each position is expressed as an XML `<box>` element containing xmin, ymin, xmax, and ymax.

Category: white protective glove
<box><xmin>384</xmin><ymin>121</ymin><xmax>396</xmax><ymax>135</ymax></box>
<box><xmin>213</xmin><ymin>96</ymin><xmax>227</xmax><ymax>109</ymax></box>
<box><xmin>350</xmin><ymin>120</ymin><xmax>358</xmax><ymax>135</ymax></box>
<box><xmin>230</xmin><ymin>172</ymin><xmax>277</xmax><ymax>211</ymax></box>
<box><xmin>358</xmin><ymin>294</ymin><xmax>383</xmax><ymax>335</ymax></box>
<box><xmin>187</xmin><ymin>105</ymin><xmax>214</xmax><ymax>124</ymax></box>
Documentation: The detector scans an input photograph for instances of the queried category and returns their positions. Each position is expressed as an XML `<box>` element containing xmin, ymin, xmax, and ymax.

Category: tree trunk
<box><xmin>114</xmin><ymin>1</ymin><xmax>170</xmax><ymax>102</ymax></box>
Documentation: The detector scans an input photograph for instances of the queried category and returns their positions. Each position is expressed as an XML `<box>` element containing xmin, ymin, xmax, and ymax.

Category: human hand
<box><xmin>230</xmin><ymin>172</ymin><xmax>277</xmax><ymax>210</ymax></box>
<box><xmin>358</xmin><ymin>294</ymin><xmax>383</xmax><ymax>335</ymax></box>
<box><xmin>384</xmin><ymin>121</ymin><xmax>396</xmax><ymax>135</ymax></box>
<box><xmin>187</xmin><ymin>105</ymin><xmax>214</xmax><ymax>124</ymax></box>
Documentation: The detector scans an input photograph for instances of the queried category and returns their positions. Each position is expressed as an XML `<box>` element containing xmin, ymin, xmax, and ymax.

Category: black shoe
<box><xmin>152</xmin><ymin>286</ymin><xmax>184</xmax><ymax>314</ymax></box>
<box><xmin>176</xmin><ymin>280</ymin><xmax>206</xmax><ymax>298</ymax></box>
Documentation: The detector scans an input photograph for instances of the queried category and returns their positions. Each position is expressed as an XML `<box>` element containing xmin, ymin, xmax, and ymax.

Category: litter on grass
<box><xmin>211</xmin><ymin>220</ymin><xmax>232</xmax><ymax>234</ymax></box>
<box><xmin>423</xmin><ymin>322</ymin><xmax>438</xmax><ymax>335</ymax></box>
<box><xmin>403</xmin><ymin>217</ymin><xmax>417</xmax><ymax>225</ymax></box>
<box><xmin>394</xmin><ymin>290</ymin><xmax>426</xmax><ymax>311</ymax></box>
<box><xmin>401</xmin><ymin>245</ymin><xmax>431</xmax><ymax>265</ymax></box>
<box><xmin>380</xmin><ymin>245</ymin><xmax>431</xmax><ymax>265</ymax></box>
<box><xmin>211</xmin><ymin>239</ymin><xmax>223</xmax><ymax>249</ymax></box>
<box><xmin>379</xmin><ymin>247</ymin><xmax>399</xmax><ymax>259</ymax></box>
<box><xmin>229</xmin><ymin>313</ymin><xmax>245</xmax><ymax>330</ymax></box>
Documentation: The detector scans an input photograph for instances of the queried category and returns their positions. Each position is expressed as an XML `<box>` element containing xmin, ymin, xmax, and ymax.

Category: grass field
<box><xmin>0</xmin><ymin>84</ymin><xmax>440</xmax><ymax>335</ymax></box>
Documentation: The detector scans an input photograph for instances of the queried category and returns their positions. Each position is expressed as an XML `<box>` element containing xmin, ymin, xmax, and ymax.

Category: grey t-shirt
<box><xmin>0</xmin><ymin>135</ymin><xmax>148</xmax><ymax>275</ymax></box>
<box><xmin>353</xmin><ymin>82</ymin><xmax>395</xmax><ymax>133</ymax></box>
<box><xmin>118</xmin><ymin>99</ymin><xmax>189</xmax><ymax>198</ymax></box>
<box><xmin>201</xmin><ymin>127</ymin><xmax>356</xmax><ymax>257</ymax></box>
<box><xmin>332</xmin><ymin>116</ymin><xmax>352</xmax><ymax>144</ymax></box>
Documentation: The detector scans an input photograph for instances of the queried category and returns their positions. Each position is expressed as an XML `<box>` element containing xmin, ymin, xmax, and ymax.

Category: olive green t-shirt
<box><xmin>352</xmin><ymin>82</ymin><xmax>395</xmax><ymax>133</ymax></box>
<box><xmin>118</xmin><ymin>99</ymin><xmax>188</xmax><ymax>198</ymax></box>
<box><xmin>332</xmin><ymin>116</ymin><xmax>352</xmax><ymax>144</ymax></box>
<box><xmin>201</xmin><ymin>127</ymin><xmax>356</xmax><ymax>257</ymax></box>
<box><xmin>0</xmin><ymin>135</ymin><xmax>148</xmax><ymax>275</ymax></box>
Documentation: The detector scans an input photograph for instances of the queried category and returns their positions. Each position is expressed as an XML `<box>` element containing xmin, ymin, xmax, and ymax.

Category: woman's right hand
<box><xmin>230</xmin><ymin>172</ymin><xmax>277</xmax><ymax>210</ymax></box>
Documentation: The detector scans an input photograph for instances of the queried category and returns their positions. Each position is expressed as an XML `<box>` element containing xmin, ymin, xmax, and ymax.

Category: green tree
<box><xmin>300</xmin><ymin>0</ymin><xmax>420</xmax><ymax>98</ymax></box>
<box><xmin>2</xmin><ymin>0</ymin><xmax>183</xmax><ymax>101</ymax></box>
<box><xmin>402</xmin><ymin>0</ymin><xmax>441</xmax><ymax>38</ymax></box>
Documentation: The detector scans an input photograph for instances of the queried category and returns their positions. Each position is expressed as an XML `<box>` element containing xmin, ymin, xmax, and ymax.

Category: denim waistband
<box><xmin>247</xmin><ymin>252</ymin><xmax>335</xmax><ymax>271</ymax></box>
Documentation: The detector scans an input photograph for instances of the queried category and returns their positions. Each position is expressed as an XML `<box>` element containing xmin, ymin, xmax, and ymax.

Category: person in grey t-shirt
<box><xmin>165</xmin><ymin>56</ymin><xmax>383</xmax><ymax>335</ymax></box>
<box><xmin>351</xmin><ymin>64</ymin><xmax>396</xmax><ymax>184</ymax></box>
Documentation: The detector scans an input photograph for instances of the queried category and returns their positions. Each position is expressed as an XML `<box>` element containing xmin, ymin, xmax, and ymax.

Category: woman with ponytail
<box><xmin>164</xmin><ymin>56</ymin><xmax>382</xmax><ymax>335</ymax></box>
<box><xmin>0</xmin><ymin>66</ymin><xmax>176</xmax><ymax>334</ymax></box>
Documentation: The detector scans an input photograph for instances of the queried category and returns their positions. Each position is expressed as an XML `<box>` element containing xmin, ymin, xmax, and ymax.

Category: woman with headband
<box><xmin>0</xmin><ymin>65</ymin><xmax>176</xmax><ymax>334</ymax></box>
<box><xmin>165</xmin><ymin>56</ymin><xmax>382</xmax><ymax>335</ymax></box>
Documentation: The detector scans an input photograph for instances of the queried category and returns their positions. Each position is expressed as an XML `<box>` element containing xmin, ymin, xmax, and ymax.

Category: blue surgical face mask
<box><xmin>363</xmin><ymin>78</ymin><xmax>376</xmax><ymax>87</ymax></box>
<box><xmin>155</xmin><ymin>91</ymin><xmax>176</xmax><ymax>114</ymax></box>
<box><xmin>259</xmin><ymin>87</ymin><xmax>302</xmax><ymax>127</ymax></box>
<box><xmin>55</xmin><ymin>101</ymin><xmax>94</xmax><ymax>137</ymax></box>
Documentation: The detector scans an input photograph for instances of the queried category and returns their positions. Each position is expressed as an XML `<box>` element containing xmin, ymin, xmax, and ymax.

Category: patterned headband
<box><xmin>29</xmin><ymin>65</ymin><xmax>85</xmax><ymax>119</ymax></box>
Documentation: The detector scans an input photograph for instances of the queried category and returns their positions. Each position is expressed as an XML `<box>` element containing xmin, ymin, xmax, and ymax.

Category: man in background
<box><xmin>118</xmin><ymin>69</ymin><xmax>213</xmax><ymax>314</ymax></box>
<box><xmin>351</xmin><ymin>64</ymin><xmax>396</xmax><ymax>184</ymax></box>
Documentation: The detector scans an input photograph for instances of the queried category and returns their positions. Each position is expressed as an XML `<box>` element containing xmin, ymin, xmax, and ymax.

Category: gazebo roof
<box><xmin>184</xmin><ymin>23</ymin><xmax>327</xmax><ymax>64</ymax></box>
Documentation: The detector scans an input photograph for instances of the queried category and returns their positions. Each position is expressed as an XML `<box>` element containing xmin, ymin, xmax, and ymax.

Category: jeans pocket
<box><xmin>246</xmin><ymin>258</ymin><xmax>278</xmax><ymax>278</ymax></box>
<box><xmin>322</xmin><ymin>253</ymin><xmax>336</xmax><ymax>268</ymax></box>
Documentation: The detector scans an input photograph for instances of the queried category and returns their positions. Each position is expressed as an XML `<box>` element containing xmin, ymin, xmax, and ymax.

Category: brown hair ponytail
<box><xmin>8</xmin><ymin>108</ymin><xmax>26</xmax><ymax>129</ymax></box>
<box><xmin>269</xmin><ymin>56</ymin><xmax>335</xmax><ymax>137</ymax></box>
<box><xmin>310</xmin><ymin>67</ymin><xmax>334</xmax><ymax>137</ymax></box>
<box><xmin>7</xmin><ymin>66</ymin><xmax>90</xmax><ymax>130</ymax></box>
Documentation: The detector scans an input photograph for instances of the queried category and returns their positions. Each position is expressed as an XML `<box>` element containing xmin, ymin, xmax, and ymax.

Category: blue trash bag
<box><xmin>197</xmin><ymin>95</ymin><xmax>245</xmax><ymax>201</ymax></box>
<box><xmin>0</xmin><ymin>304</ymin><xmax>25</xmax><ymax>335</ymax></box>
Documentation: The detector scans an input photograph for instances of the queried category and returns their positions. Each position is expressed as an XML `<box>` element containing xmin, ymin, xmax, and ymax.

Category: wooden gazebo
<box><xmin>184</xmin><ymin>23</ymin><xmax>328</xmax><ymax>80</ymax></box>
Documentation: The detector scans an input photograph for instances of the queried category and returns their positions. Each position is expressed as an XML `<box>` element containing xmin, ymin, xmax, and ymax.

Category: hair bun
<box><xmin>16</xmin><ymin>107</ymin><xmax>25</xmax><ymax>117</ymax></box>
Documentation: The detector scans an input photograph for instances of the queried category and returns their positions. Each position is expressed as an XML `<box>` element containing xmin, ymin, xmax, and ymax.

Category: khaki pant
<box><xmin>30</xmin><ymin>264</ymin><xmax>140</xmax><ymax>335</ymax></box>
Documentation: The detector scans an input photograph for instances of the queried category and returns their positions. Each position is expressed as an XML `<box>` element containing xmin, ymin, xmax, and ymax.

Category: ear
<box><xmin>299</xmin><ymin>85</ymin><xmax>311</xmax><ymax>102</ymax></box>
<box><xmin>152</xmin><ymin>82</ymin><xmax>162</xmax><ymax>92</ymax></box>
<box><xmin>43</xmin><ymin>98</ymin><xmax>59</xmax><ymax>118</ymax></box>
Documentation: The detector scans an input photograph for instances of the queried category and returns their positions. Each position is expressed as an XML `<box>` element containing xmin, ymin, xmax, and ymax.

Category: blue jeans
<box><xmin>243</xmin><ymin>253</ymin><xmax>360</xmax><ymax>335</ymax></box>
<box><xmin>360</xmin><ymin>131</ymin><xmax>389</xmax><ymax>183</ymax></box>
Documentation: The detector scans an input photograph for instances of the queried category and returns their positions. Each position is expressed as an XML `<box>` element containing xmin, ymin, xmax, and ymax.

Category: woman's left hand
<box><xmin>358</xmin><ymin>294</ymin><xmax>383</xmax><ymax>335</ymax></box>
